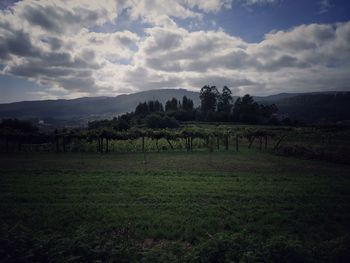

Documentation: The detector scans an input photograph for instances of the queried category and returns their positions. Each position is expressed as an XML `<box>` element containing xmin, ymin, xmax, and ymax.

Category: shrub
<box><xmin>145</xmin><ymin>114</ymin><xmax>179</xmax><ymax>129</ymax></box>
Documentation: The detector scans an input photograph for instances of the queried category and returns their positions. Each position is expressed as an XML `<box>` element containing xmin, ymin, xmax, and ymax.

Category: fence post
<box><xmin>142</xmin><ymin>136</ymin><xmax>145</xmax><ymax>153</ymax></box>
<box><xmin>5</xmin><ymin>136</ymin><xmax>9</xmax><ymax>153</ymax></box>
<box><xmin>55</xmin><ymin>136</ymin><xmax>59</xmax><ymax>153</ymax></box>
<box><xmin>248</xmin><ymin>136</ymin><xmax>255</xmax><ymax>149</ymax></box>
<box><xmin>273</xmin><ymin>134</ymin><xmax>287</xmax><ymax>150</ymax></box>
<box><xmin>62</xmin><ymin>137</ymin><xmax>66</xmax><ymax>152</ymax></box>
<box><xmin>259</xmin><ymin>137</ymin><xmax>263</xmax><ymax>151</ymax></box>
<box><xmin>235</xmin><ymin>135</ymin><xmax>239</xmax><ymax>152</ymax></box>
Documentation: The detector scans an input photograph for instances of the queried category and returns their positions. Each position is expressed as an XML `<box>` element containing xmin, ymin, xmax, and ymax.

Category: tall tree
<box><xmin>217</xmin><ymin>86</ymin><xmax>233</xmax><ymax>113</ymax></box>
<box><xmin>148</xmin><ymin>101</ymin><xmax>155</xmax><ymax>112</ymax></box>
<box><xmin>153</xmin><ymin>100</ymin><xmax>164</xmax><ymax>112</ymax></box>
<box><xmin>260</xmin><ymin>103</ymin><xmax>278</xmax><ymax>118</ymax></box>
<box><xmin>182</xmin><ymin>96</ymin><xmax>194</xmax><ymax>111</ymax></box>
<box><xmin>233</xmin><ymin>94</ymin><xmax>259</xmax><ymax>123</ymax></box>
<box><xmin>199</xmin><ymin>85</ymin><xmax>219</xmax><ymax>112</ymax></box>
<box><xmin>165</xmin><ymin>97</ymin><xmax>179</xmax><ymax>111</ymax></box>
<box><xmin>135</xmin><ymin>102</ymin><xmax>149</xmax><ymax>115</ymax></box>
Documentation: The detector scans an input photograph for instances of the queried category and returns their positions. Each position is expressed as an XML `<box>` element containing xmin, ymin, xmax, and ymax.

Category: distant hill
<box><xmin>254</xmin><ymin>93</ymin><xmax>302</xmax><ymax>102</ymax></box>
<box><xmin>0</xmin><ymin>89</ymin><xmax>200</xmax><ymax>120</ymax></box>
<box><xmin>272</xmin><ymin>92</ymin><xmax>350</xmax><ymax>123</ymax></box>
<box><xmin>0</xmin><ymin>89</ymin><xmax>349</xmax><ymax>124</ymax></box>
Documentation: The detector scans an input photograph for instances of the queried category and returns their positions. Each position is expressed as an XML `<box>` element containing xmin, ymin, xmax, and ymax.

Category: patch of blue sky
<box><xmin>194</xmin><ymin>0</ymin><xmax>350</xmax><ymax>42</ymax></box>
<box><xmin>0</xmin><ymin>74</ymin><xmax>45</xmax><ymax>103</ymax></box>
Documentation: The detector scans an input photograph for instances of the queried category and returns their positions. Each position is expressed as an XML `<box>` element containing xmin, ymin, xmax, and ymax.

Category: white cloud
<box><xmin>0</xmin><ymin>0</ymin><xmax>349</xmax><ymax>100</ymax></box>
<box><xmin>182</xmin><ymin>0</ymin><xmax>232</xmax><ymax>12</ymax></box>
<box><xmin>127</xmin><ymin>0</ymin><xmax>202</xmax><ymax>27</ymax></box>
<box><xmin>131</xmin><ymin>21</ymin><xmax>350</xmax><ymax>94</ymax></box>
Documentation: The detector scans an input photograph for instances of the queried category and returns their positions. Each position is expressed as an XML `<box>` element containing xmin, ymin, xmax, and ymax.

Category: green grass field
<box><xmin>0</xmin><ymin>149</ymin><xmax>349</xmax><ymax>262</ymax></box>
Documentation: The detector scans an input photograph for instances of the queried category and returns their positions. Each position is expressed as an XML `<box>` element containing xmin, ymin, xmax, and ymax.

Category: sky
<box><xmin>0</xmin><ymin>0</ymin><xmax>350</xmax><ymax>103</ymax></box>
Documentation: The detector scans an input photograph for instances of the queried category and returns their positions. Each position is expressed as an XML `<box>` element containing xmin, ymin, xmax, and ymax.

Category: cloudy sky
<box><xmin>0</xmin><ymin>0</ymin><xmax>349</xmax><ymax>103</ymax></box>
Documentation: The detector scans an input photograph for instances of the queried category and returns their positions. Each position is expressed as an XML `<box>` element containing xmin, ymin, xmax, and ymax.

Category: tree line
<box><xmin>89</xmin><ymin>85</ymin><xmax>279</xmax><ymax>130</ymax></box>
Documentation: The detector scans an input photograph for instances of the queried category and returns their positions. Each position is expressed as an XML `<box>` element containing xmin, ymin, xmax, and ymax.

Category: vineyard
<box><xmin>1</xmin><ymin>123</ymin><xmax>350</xmax><ymax>262</ymax></box>
<box><xmin>1</xmin><ymin>124</ymin><xmax>350</xmax><ymax>165</ymax></box>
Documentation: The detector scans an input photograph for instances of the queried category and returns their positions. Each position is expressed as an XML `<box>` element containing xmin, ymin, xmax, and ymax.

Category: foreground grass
<box><xmin>0</xmin><ymin>150</ymin><xmax>349</xmax><ymax>262</ymax></box>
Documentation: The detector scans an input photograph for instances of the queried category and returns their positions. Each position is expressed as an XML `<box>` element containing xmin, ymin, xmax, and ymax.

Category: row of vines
<box><xmin>1</xmin><ymin>125</ymin><xmax>349</xmax><ymax>160</ymax></box>
<box><xmin>0</xmin><ymin>126</ymin><xmax>291</xmax><ymax>153</ymax></box>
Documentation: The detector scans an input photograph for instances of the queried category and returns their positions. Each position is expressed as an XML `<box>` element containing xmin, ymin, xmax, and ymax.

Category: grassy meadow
<box><xmin>0</xmin><ymin>146</ymin><xmax>350</xmax><ymax>262</ymax></box>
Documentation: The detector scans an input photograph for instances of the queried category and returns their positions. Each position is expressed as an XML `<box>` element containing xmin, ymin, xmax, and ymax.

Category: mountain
<box><xmin>0</xmin><ymin>89</ymin><xmax>349</xmax><ymax>125</ymax></box>
<box><xmin>272</xmin><ymin>92</ymin><xmax>350</xmax><ymax>122</ymax></box>
<box><xmin>254</xmin><ymin>93</ymin><xmax>302</xmax><ymax>102</ymax></box>
<box><xmin>0</xmin><ymin>89</ymin><xmax>200</xmax><ymax>120</ymax></box>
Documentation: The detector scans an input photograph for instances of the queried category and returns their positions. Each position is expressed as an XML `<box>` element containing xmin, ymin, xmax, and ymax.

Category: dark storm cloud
<box><xmin>20</xmin><ymin>2</ymin><xmax>110</xmax><ymax>34</ymax></box>
<box><xmin>22</xmin><ymin>4</ymin><xmax>63</xmax><ymax>33</ymax></box>
<box><xmin>259</xmin><ymin>55</ymin><xmax>309</xmax><ymax>71</ymax></box>
<box><xmin>53</xmin><ymin>76</ymin><xmax>97</xmax><ymax>92</ymax></box>
<box><xmin>43</xmin><ymin>37</ymin><xmax>63</xmax><ymax>50</ymax></box>
<box><xmin>0</xmin><ymin>29</ymin><xmax>41</xmax><ymax>59</ymax></box>
<box><xmin>3</xmin><ymin>37</ymin><xmax>101</xmax><ymax>91</ymax></box>
<box><xmin>6</xmin><ymin>60</ymin><xmax>94</xmax><ymax>79</ymax></box>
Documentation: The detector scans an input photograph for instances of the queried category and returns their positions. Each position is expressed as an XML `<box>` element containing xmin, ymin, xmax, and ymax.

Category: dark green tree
<box><xmin>260</xmin><ymin>104</ymin><xmax>278</xmax><ymax>118</ymax></box>
<box><xmin>135</xmin><ymin>102</ymin><xmax>149</xmax><ymax>115</ymax></box>
<box><xmin>145</xmin><ymin>114</ymin><xmax>179</xmax><ymax>128</ymax></box>
<box><xmin>165</xmin><ymin>97</ymin><xmax>179</xmax><ymax>111</ymax></box>
<box><xmin>233</xmin><ymin>94</ymin><xmax>260</xmax><ymax>123</ymax></box>
<box><xmin>153</xmin><ymin>100</ymin><xmax>164</xmax><ymax>112</ymax></box>
<box><xmin>148</xmin><ymin>101</ymin><xmax>155</xmax><ymax>112</ymax></box>
<box><xmin>217</xmin><ymin>86</ymin><xmax>233</xmax><ymax>113</ymax></box>
<box><xmin>182</xmin><ymin>96</ymin><xmax>194</xmax><ymax>111</ymax></box>
<box><xmin>0</xmin><ymin>119</ymin><xmax>38</xmax><ymax>133</ymax></box>
<box><xmin>199</xmin><ymin>85</ymin><xmax>219</xmax><ymax>113</ymax></box>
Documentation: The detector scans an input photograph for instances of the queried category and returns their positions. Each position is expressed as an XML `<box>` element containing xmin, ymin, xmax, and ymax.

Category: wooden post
<box><xmin>18</xmin><ymin>138</ymin><xmax>22</xmax><ymax>152</ymax></box>
<box><xmin>5</xmin><ymin>136</ymin><xmax>9</xmax><ymax>153</ymax></box>
<box><xmin>106</xmin><ymin>138</ymin><xmax>109</xmax><ymax>153</ymax></box>
<box><xmin>225</xmin><ymin>135</ymin><xmax>229</xmax><ymax>150</ymax></box>
<box><xmin>55</xmin><ymin>136</ymin><xmax>59</xmax><ymax>153</ymax></box>
<box><xmin>62</xmin><ymin>137</ymin><xmax>66</xmax><ymax>152</ymax></box>
<box><xmin>156</xmin><ymin>139</ymin><xmax>159</xmax><ymax>152</ymax></box>
<box><xmin>97</xmin><ymin>138</ymin><xmax>99</xmax><ymax>153</ymax></box>
<box><xmin>248</xmin><ymin>136</ymin><xmax>255</xmax><ymax>149</ymax></box>
<box><xmin>235</xmin><ymin>135</ymin><xmax>239</xmax><ymax>152</ymax></box>
<box><xmin>273</xmin><ymin>134</ymin><xmax>287</xmax><ymax>150</ymax></box>
<box><xmin>166</xmin><ymin>139</ymin><xmax>174</xmax><ymax>150</ymax></box>
<box><xmin>265</xmin><ymin>135</ymin><xmax>268</xmax><ymax>150</ymax></box>
<box><xmin>259</xmin><ymin>137</ymin><xmax>262</xmax><ymax>151</ymax></box>
<box><xmin>142</xmin><ymin>136</ymin><xmax>145</xmax><ymax>153</ymax></box>
<box><xmin>190</xmin><ymin>137</ymin><xmax>193</xmax><ymax>152</ymax></box>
